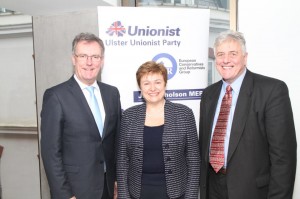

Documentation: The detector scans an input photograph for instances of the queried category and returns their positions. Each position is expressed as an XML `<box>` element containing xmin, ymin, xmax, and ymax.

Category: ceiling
<box><xmin>0</xmin><ymin>0</ymin><xmax>116</xmax><ymax>16</ymax></box>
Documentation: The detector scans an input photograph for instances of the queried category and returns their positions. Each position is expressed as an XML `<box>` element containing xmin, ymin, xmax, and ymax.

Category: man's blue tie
<box><xmin>86</xmin><ymin>86</ymin><xmax>103</xmax><ymax>136</ymax></box>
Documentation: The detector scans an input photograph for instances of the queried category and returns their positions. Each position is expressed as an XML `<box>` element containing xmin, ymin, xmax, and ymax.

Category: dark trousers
<box><xmin>102</xmin><ymin>173</ymin><xmax>113</xmax><ymax>199</ymax></box>
<box><xmin>208</xmin><ymin>165</ymin><xmax>228</xmax><ymax>199</ymax></box>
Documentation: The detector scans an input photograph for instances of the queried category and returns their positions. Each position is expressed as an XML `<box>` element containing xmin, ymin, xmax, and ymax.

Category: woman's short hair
<box><xmin>136</xmin><ymin>61</ymin><xmax>168</xmax><ymax>88</ymax></box>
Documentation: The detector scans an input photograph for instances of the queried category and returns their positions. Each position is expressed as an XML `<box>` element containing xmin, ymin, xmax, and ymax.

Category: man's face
<box><xmin>72</xmin><ymin>41</ymin><xmax>103</xmax><ymax>85</ymax></box>
<box><xmin>215</xmin><ymin>39</ymin><xmax>248</xmax><ymax>84</ymax></box>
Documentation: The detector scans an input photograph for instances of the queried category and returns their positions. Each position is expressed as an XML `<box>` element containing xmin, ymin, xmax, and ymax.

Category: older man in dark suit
<box><xmin>199</xmin><ymin>30</ymin><xmax>297</xmax><ymax>199</ymax></box>
<box><xmin>41</xmin><ymin>33</ymin><xmax>121</xmax><ymax>199</ymax></box>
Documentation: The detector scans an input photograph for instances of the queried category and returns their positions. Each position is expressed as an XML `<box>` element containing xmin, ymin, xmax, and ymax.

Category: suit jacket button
<box><xmin>166</xmin><ymin>157</ymin><xmax>171</xmax><ymax>161</ymax></box>
<box><xmin>168</xmin><ymin>169</ymin><xmax>172</xmax><ymax>174</ymax></box>
<box><xmin>165</xmin><ymin>144</ymin><xmax>169</xmax><ymax>149</ymax></box>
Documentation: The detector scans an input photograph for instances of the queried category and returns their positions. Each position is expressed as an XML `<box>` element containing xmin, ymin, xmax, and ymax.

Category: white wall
<box><xmin>0</xmin><ymin>132</ymin><xmax>40</xmax><ymax>199</ymax></box>
<box><xmin>238</xmin><ymin>1</ymin><xmax>300</xmax><ymax>198</ymax></box>
<box><xmin>0</xmin><ymin>27</ymin><xmax>40</xmax><ymax>198</ymax></box>
<box><xmin>0</xmin><ymin>35</ymin><xmax>36</xmax><ymax>126</ymax></box>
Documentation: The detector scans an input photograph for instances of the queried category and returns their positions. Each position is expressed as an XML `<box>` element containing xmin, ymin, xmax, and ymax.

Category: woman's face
<box><xmin>140</xmin><ymin>72</ymin><xmax>166</xmax><ymax>105</ymax></box>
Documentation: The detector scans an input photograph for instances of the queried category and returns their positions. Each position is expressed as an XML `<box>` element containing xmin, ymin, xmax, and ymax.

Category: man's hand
<box><xmin>70</xmin><ymin>196</ymin><xmax>76</xmax><ymax>199</ymax></box>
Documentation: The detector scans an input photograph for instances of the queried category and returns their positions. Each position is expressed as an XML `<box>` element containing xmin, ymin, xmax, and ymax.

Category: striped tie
<box><xmin>209</xmin><ymin>85</ymin><xmax>232</xmax><ymax>173</ymax></box>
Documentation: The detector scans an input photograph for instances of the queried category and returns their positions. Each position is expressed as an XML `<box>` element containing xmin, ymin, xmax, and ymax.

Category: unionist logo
<box><xmin>152</xmin><ymin>53</ymin><xmax>177</xmax><ymax>80</ymax></box>
<box><xmin>106</xmin><ymin>21</ymin><xmax>126</xmax><ymax>37</ymax></box>
<box><xmin>106</xmin><ymin>21</ymin><xmax>181</xmax><ymax>37</ymax></box>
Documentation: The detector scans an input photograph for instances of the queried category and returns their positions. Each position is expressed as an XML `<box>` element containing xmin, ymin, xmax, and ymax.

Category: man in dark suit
<box><xmin>41</xmin><ymin>32</ymin><xmax>121</xmax><ymax>199</ymax></box>
<box><xmin>199</xmin><ymin>30</ymin><xmax>297</xmax><ymax>199</ymax></box>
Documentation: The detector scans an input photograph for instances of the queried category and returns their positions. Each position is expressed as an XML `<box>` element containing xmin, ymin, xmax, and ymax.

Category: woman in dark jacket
<box><xmin>117</xmin><ymin>61</ymin><xmax>200</xmax><ymax>199</ymax></box>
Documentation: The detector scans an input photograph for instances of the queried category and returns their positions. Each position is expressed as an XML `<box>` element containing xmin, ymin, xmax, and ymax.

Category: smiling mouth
<box><xmin>222</xmin><ymin>66</ymin><xmax>233</xmax><ymax>69</ymax></box>
<box><xmin>83</xmin><ymin>68</ymin><xmax>95</xmax><ymax>71</ymax></box>
<box><xmin>148</xmin><ymin>93</ymin><xmax>159</xmax><ymax>96</ymax></box>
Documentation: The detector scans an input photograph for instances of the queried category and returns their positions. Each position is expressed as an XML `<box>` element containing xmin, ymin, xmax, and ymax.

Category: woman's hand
<box><xmin>114</xmin><ymin>181</ymin><xmax>118</xmax><ymax>199</ymax></box>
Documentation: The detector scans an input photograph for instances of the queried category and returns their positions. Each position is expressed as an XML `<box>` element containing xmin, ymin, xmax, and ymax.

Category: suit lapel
<box><xmin>68</xmin><ymin>77</ymin><xmax>101</xmax><ymax>139</ymax></box>
<box><xmin>203</xmin><ymin>81</ymin><xmax>222</xmax><ymax>163</ymax></box>
<box><xmin>227</xmin><ymin>70</ymin><xmax>253</xmax><ymax>163</ymax></box>
<box><xmin>98</xmin><ymin>82</ymin><xmax>110</xmax><ymax>139</ymax></box>
<box><xmin>164</xmin><ymin>101</ymin><xmax>175</xmax><ymax>140</ymax></box>
<box><xmin>68</xmin><ymin>77</ymin><xmax>94</xmax><ymax>118</ymax></box>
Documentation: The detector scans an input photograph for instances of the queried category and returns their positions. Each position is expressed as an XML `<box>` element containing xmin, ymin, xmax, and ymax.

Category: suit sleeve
<box><xmin>199</xmin><ymin>89</ymin><xmax>207</xmax><ymax>162</ymax></box>
<box><xmin>116</xmin><ymin>111</ymin><xmax>131</xmax><ymax>198</ymax></box>
<box><xmin>114</xmin><ymin>88</ymin><xmax>122</xmax><ymax>181</ymax></box>
<box><xmin>40</xmin><ymin>89</ymin><xmax>73</xmax><ymax>198</ymax></box>
<box><xmin>184</xmin><ymin>108</ymin><xmax>201</xmax><ymax>198</ymax></box>
<box><xmin>265</xmin><ymin>81</ymin><xmax>297</xmax><ymax>198</ymax></box>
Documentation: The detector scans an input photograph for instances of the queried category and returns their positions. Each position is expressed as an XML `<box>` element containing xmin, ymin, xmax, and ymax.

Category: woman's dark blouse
<box><xmin>142</xmin><ymin>125</ymin><xmax>165</xmax><ymax>185</ymax></box>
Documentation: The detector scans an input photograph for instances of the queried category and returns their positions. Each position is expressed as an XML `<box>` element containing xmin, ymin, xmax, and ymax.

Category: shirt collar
<box><xmin>221</xmin><ymin>68</ymin><xmax>247</xmax><ymax>95</ymax></box>
<box><xmin>74</xmin><ymin>74</ymin><xmax>99</xmax><ymax>91</ymax></box>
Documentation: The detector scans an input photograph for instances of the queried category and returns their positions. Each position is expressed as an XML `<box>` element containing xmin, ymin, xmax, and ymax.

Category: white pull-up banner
<box><xmin>98</xmin><ymin>6</ymin><xmax>210</xmax><ymax>129</ymax></box>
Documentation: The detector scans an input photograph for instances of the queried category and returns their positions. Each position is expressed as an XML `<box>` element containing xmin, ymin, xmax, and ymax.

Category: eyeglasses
<box><xmin>74</xmin><ymin>54</ymin><xmax>102</xmax><ymax>62</ymax></box>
